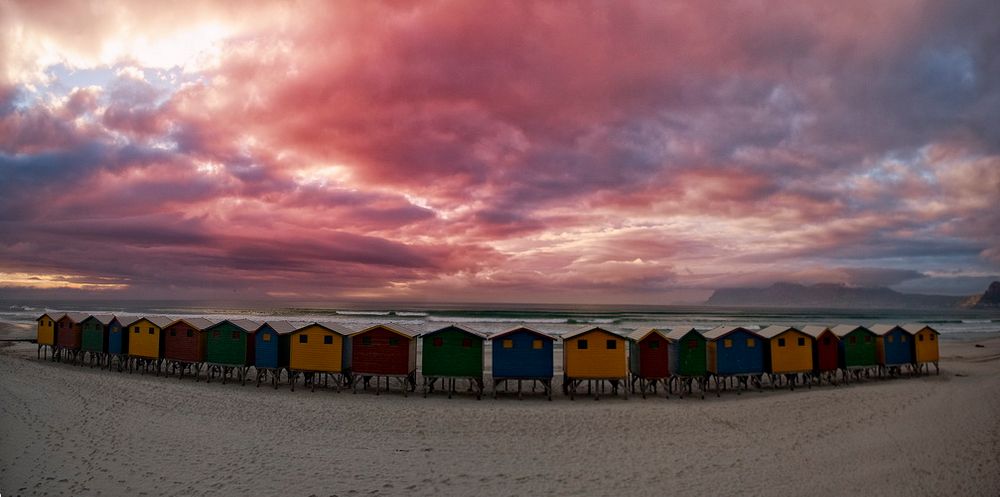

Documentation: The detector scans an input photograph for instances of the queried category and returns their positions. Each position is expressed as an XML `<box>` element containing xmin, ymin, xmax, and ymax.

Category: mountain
<box><xmin>963</xmin><ymin>281</ymin><xmax>1000</xmax><ymax>309</ymax></box>
<box><xmin>705</xmin><ymin>282</ymin><xmax>965</xmax><ymax>308</ymax></box>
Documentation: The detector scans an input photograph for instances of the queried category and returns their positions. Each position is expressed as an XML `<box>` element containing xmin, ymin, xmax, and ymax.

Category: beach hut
<box><xmin>902</xmin><ymin>323</ymin><xmax>940</xmax><ymax>375</ymax></box>
<box><xmin>627</xmin><ymin>328</ymin><xmax>670</xmax><ymax>399</ymax></box>
<box><xmin>871</xmin><ymin>324</ymin><xmax>914</xmax><ymax>376</ymax></box>
<box><xmin>35</xmin><ymin>312</ymin><xmax>62</xmax><ymax>360</ymax></box>
<box><xmin>421</xmin><ymin>324</ymin><xmax>486</xmax><ymax>399</ymax></box>
<box><xmin>562</xmin><ymin>326</ymin><xmax>628</xmax><ymax>400</ymax></box>
<box><xmin>203</xmin><ymin>319</ymin><xmax>260</xmax><ymax>385</ymax></box>
<box><xmin>351</xmin><ymin>324</ymin><xmax>419</xmax><ymax>396</ymax></box>
<box><xmin>253</xmin><ymin>321</ymin><xmax>301</xmax><ymax>388</ymax></box>
<box><xmin>125</xmin><ymin>315</ymin><xmax>173</xmax><ymax>375</ymax></box>
<box><xmin>105</xmin><ymin>315</ymin><xmax>130</xmax><ymax>371</ymax></box>
<box><xmin>831</xmin><ymin>324</ymin><xmax>878</xmax><ymax>382</ymax></box>
<box><xmin>489</xmin><ymin>326</ymin><xmax>555</xmax><ymax>400</ymax></box>
<box><xmin>163</xmin><ymin>317</ymin><xmax>214</xmax><ymax>380</ymax></box>
<box><xmin>704</xmin><ymin>326</ymin><xmax>766</xmax><ymax>396</ymax></box>
<box><xmin>665</xmin><ymin>326</ymin><xmax>708</xmax><ymax>398</ymax></box>
<box><xmin>757</xmin><ymin>325</ymin><xmax>814</xmax><ymax>390</ymax></box>
<box><xmin>288</xmin><ymin>322</ymin><xmax>352</xmax><ymax>392</ymax></box>
<box><xmin>54</xmin><ymin>312</ymin><xmax>89</xmax><ymax>363</ymax></box>
<box><xmin>802</xmin><ymin>325</ymin><xmax>840</xmax><ymax>384</ymax></box>
<box><xmin>80</xmin><ymin>314</ymin><xmax>117</xmax><ymax>368</ymax></box>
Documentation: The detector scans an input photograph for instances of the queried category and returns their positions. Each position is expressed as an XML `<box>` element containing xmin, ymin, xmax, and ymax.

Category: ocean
<box><xmin>2</xmin><ymin>299</ymin><xmax>999</xmax><ymax>338</ymax></box>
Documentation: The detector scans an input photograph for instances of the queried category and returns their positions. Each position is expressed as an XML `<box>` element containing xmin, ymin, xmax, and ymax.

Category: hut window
<box><xmin>170</xmin><ymin>330</ymin><xmax>176</xmax><ymax>337</ymax></box>
<box><xmin>577</xmin><ymin>340</ymin><xmax>589</xmax><ymax>349</ymax></box>
<box><xmin>888</xmin><ymin>336</ymin><xmax>894</xmax><ymax>343</ymax></box>
<box><xmin>777</xmin><ymin>338</ymin><xmax>786</xmax><ymax>347</ymax></box>
<box><xmin>262</xmin><ymin>333</ymin><xmax>272</xmax><ymax>342</ymax></box>
<box><xmin>746</xmin><ymin>339</ymin><xmax>756</xmax><ymax>348</ymax></box>
<box><xmin>433</xmin><ymin>337</ymin><xmax>444</xmax><ymax>347</ymax></box>
<box><xmin>462</xmin><ymin>338</ymin><xmax>472</xmax><ymax>348</ymax></box>
<box><xmin>849</xmin><ymin>336</ymin><xmax>856</xmax><ymax>344</ymax></box>
<box><xmin>606</xmin><ymin>340</ymin><xmax>617</xmax><ymax>350</ymax></box>
<box><xmin>901</xmin><ymin>335</ymin><xmax>907</xmax><ymax>342</ymax></box>
<box><xmin>232</xmin><ymin>331</ymin><xmax>240</xmax><ymax>340</ymax></box>
<box><xmin>362</xmin><ymin>336</ymin><xmax>372</xmax><ymax>346</ymax></box>
<box><xmin>649</xmin><ymin>340</ymin><xmax>660</xmax><ymax>349</ymax></box>
<box><xmin>389</xmin><ymin>337</ymin><xmax>400</xmax><ymax>346</ymax></box>
<box><xmin>300</xmin><ymin>335</ymin><xmax>308</xmax><ymax>344</ymax></box>
<box><xmin>865</xmin><ymin>336</ymin><xmax>872</xmax><ymax>343</ymax></box>
<box><xmin>134</xmin><ymin>327</ymin><xmax>139</xmax><ymax>334</ymax></box>
<box><xmin>532</xmin><ymin>339</ymin><xmax>543</xmax><ymax>349</ymax></box>
<box><xmin>930</xmin><ymin>335</ymin><xmax>935</xmax><ymax>341</ymax></box>
<box><xmin>797</xmin><ymin>338</ymin><xmax>805</xmax><ymax>346</ymax></box>
<box><xmin>148</xmin><ymin>328</ymin><xmax>155</xmax><ymax>334</ymax></box>
<box><xmin>687</xmin><ymin>340</ymin><xmax>698</xmax><ymax>349</ymax></box>
<box><xmin>187</xmin><ymin>330</ymin><xmax>193</xmax><ymax>338</ymax></box>
<box><xmin>918</xmin><ymin>334</ymin><xmax>924</xmax><ymax>342</ymax></box>
<box><xmin>823</xmin><ymin>337</ymin><xmax>830</xmax><ymax>345</ymax></box>
<box><xmin>723</xmin><ymin>339</ymin><xmax>732</xmax><ymax>348</ymax></box>
<box><xmin>213</xmin><ymin>331</ymin><xmax>220</xmax><ymax>338</ymax></box>
<box><xmin>502</xmin><ymin>339</ymin><xmax>513</xmax><ymax>349</ymax></box>
<box><xmin>324</xmin><ymin>335</ymin><xmax>333</xmax><ymax>345</ymax></box>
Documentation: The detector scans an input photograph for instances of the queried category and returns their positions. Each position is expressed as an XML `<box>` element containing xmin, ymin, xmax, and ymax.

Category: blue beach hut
<box><xmin>253</xmin><ymin>320</ymin><xmax>302</xmax><ymax>388</ymax></box>
<box><xmin>703</xmin><ymin>326</ymin><xmax>766</xmax><ymax>395</ymax></box>
<box><xmin>489</xmin><ymin>326</ymin><xmax>555</xmax><ymax>400</ymax></box>
<box><xmin>870</xmin><ymin>324</ymin><xmax>914</xmax><ymax>375</ymax></box>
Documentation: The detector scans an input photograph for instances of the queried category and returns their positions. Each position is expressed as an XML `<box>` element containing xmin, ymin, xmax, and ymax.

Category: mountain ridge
<box><xmin>704</xmin><ymin>281</ymin><xmax>994</xmax><ymax>309</ymax></box>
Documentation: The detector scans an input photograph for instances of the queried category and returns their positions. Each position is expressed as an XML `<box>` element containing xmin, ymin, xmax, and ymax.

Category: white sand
<box><xmin>1</xmin><ymin>336</ymin><xmax>999</xmax><ymax>497</ymax></box>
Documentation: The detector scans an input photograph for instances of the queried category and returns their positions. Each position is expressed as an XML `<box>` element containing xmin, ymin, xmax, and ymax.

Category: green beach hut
<box><xmin>420</xmin><ymin>324</ymin><xmax>486</xmax><ymax>399</ymax></box>
<box><xmin>204</xmin><ymin>319</ymin><xmax>261</xmax><ymax>385</ymax></box>
<box><xmin>665</xmin><ymin>326</ymin><xmax>708</xmax><ymax>398</ymax></box>
<box><xmin>831</xmin><ymin>324</ymin><xmax>878</xmax><ymax>382</ymax></box>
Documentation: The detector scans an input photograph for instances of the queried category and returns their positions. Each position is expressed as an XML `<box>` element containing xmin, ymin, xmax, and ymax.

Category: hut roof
<box><xmin>127</xmin><ymin>315</ymin><xmax>175</xmax><ymax>328</ymax></box>
<box><xmin>830</xmin><ymin>324</ymin><xmax>871</xmax><ymax>337</ymax></box>
<box><xmin>757</xmin><ymin>325</ymin><xmax>803</xmax><ymax>339</ymax></box>
<box><xmin>801</xmin><ymin>325</ymin><xmax>834</xmax><ymax>339</ymax></box>
<box><xmin>205</xmin><ymin>318</ymin><xmax>260</xmax><ymax>333</ymax></box>
<box><xmin>488</xmin><ymin>326</ymin><xmax>554</xmax><ymax>342</ymax></box>
<box><xmin>423</xmin><ymin>324</ymin><xmax>486</xmax><ymax>339</ymax></box>
<box><xmin>562</xmin><ymin>325</ymin><xmax>623</xmax><ymax>340</ymax></box>
<box><xmin>870</xmin><ymin>324</ymin><xmax>905</xmax><ymax>336</ymax></box>
<box><xmin>86</xmin><ymin>314</ymin><xmax>118</xmax><ymax>325</ymax></box>
<box><xmin>627</xmin><ymin>328</ymin><xmax>668</xmax><ymax>341</ymax></box>
<box><xmin>351</xmin><ymin>323</ymin><xmax>419</xmax><ymax>339</ymax></box>
<box><xmin>664</xmin><ymin>326</ymin><xmax>701</xmax><ymax>341</ymax></box>
<box><xmin>37</xmin><ymin>312</ymin><xmax>65</xmax><ymax>321</ymax></box>
<box><xmin>703</xmin><ymin>326</ymin><xmax>755</xmax><ymax>340</ymax></box>
<box><xmin>257</xmin><ymin>320</ymin><xmax>306</xmax><ymax>335</ymax></box>
<box><xmin>168</xmin><ymin>317</ymin><xmax>215</xmax><ymax>330</ymax></box>
<box><xmin>64</xmin><ymin>312</ymin><xmax>91</xmax><ymax>323</ymax></box>
<box><xmin>292</xmin><ymin>321</ymin><xmax>353</xmax><ymax>336</ymax></box>
<box><xmin>902</xmin><ymin>323</ymin><xmax>939</xmax><ymax>335</ymax></box>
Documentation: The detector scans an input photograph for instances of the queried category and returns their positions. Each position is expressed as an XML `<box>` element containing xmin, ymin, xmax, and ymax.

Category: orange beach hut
<box><xmin>562</xmin><ymin>326</ymin><xmax>628</xmax><ymax>400</ymax></box>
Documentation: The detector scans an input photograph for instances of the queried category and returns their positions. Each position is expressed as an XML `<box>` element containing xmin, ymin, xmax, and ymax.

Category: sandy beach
<box><xmin>1</xmin><ymin>335</ymin><xmax>998</xmax><ymax>497</ymax></box>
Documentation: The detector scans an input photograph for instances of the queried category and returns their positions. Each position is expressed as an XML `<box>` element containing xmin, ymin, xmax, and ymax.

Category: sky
<box><xmin>0</xmin><ymin>1</ymin><xmax>998</xmax><ymax>304</ymax></box>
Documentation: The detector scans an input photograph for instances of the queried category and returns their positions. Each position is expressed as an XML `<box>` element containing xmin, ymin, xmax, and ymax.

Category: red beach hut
<box><xmin>55</xmin><ymin>312</ymin><xmax>89</xmax><ymax>363</ymax></box>
<box><xmin>627</xmin><ymin>328</ymin><xmax>670</xmax><ymax>398</ymax></box>
<box><xmin>163</xmin><ymin>317</ymin><xmax>215</xmax><ymax>379</ymax></box>
<box><xmin>802</xmin><ymin>325</ymin><xmax>840</xmax><ymax>384</ymax></box>
<box><xmin>350</xmin><ymin>324</ymin><xmax>419</xmax><ymax>395</ymax></box>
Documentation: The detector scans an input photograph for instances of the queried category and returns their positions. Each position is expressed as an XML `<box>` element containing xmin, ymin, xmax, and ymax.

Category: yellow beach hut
<box><xmin>561</xmin><ymin>326</ymin><xmax>628</xmax><ymax>400</ymax></box>
<box><xmin>902</xmin><ymin>323</ymin><xmax>940</xmax><ymax>375</ymax></box>
<box><xmin>287</xmin><ymin>322</ymin><xmax>352</xmax><ymax>392</ymax></box>
<box><xmin>36</xmin><ymin>312</ymin><xmax>62</xmax><ymax>360</ymax></box>
<box><xmin>125</xmin><ymin>315</ymin><xmax>173</xmax><ymax>375</ymax></box>
<box><xmin>757</xmin><ymin>325</ymin><xmax>814</xmax><ymax>390</ymax></box>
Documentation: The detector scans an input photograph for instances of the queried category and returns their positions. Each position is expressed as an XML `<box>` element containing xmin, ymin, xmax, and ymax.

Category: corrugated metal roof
<box><xmin>830</xmin><ymin>324</ymin><xmax>870</xmax><ymax>337</ymax></box>
<box><xmin>664</xmin><ymin>326</ymin><xmax>701</xmax><ymax>341</ymax></box>
<box><xmin>756</xmin><ymin>325</ymin><xmax>802</xmax><ymax>339</ymax></box>
<box><xmin>801</xmin><ymin>325</ymin><xmax>834</xmax><ymax>339</ymax></box>
<box><xmin>870</xmin><ymin>324</ymin><xmax>904</xmax><ymax>336</ymax></box>
<box><xmin>64</xmin><ymin>312</ymin><xmax>91</xmax><ymax>323</ymax></box>
<box><xmin>126</xmin><ymin>315</ymin><xmax>174</xmax><ymax>328</ymax></box>
<box><xmin>292</xmin><ymin>321</ymin><xmax>353</xmax><ymax>336</ymax></box>
<box><xmin>351</xmin><ymin>323</ymin><xmax>419</xmax><ymax>339</ymax></box>
<box><xmin>902</xmin><ymin>323</ymin><xmax>939</xmax><ymax>335</ymax></box>
<box><xmin>88</xmin><ymin>314</ymin><xmax>118</xmax><ymax>326</ymax></box>
<box><xmin>423</xmin><ymin>324</ymin><xmax>487</xmax><ymax>339</ymax></box>
<box><xmin>258</xmin><ymin>320</ymin><xmax>304</xmax><ymax>335</ymax></box>
<box><xmin>37</xmin><ymin>312</ymin><xmax>65</xmax><ymax>321</ymax></box>
<box><xmin>205</xmin><ymin>318</ymin><xmax>261</xmax><ymax>332</ymax></box>
<box><xmin>702</xmin><ymin>326</ymin><xmax>755</xmax><ymax>340</ymax></box>
<box><xmin>488</xmin><ymin>326</ymin><xmax>555</xmax><ymax>341</ymax></box>
<box><xmin>168</xmin><ymin>317</ymin><xmax>215</xmax><ymax>330</ymax></box>
<box><xmin>627</xmin><ymin>328</ymin><xmax>668</xmax><ymax>341</ymax></box>
<box><xmin>561</xmin><ymin>325</ymin><xmax>622</xmax><ymax>340</ymax></box>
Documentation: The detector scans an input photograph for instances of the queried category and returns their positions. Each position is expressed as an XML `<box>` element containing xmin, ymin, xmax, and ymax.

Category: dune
<box><xmin>0</xmin><ymin>335</ymin><xmax>998</xmax><ymax>496</ymax></box>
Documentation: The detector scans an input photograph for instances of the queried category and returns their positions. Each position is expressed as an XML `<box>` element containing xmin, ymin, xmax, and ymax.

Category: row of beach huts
<box><xmin>34</xmin><ymin>312</ymin><xmax>940</xmax><ymax>400</ymax></box>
